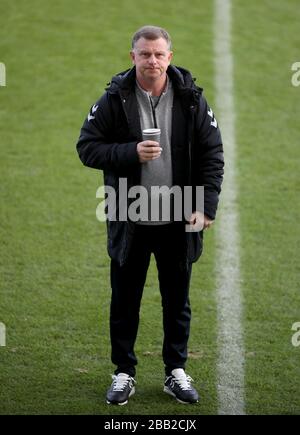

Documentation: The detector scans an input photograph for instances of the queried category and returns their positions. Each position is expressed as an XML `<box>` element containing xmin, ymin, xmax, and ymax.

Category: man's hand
<box><xmin>137</xmin><ymin>141</ymin><xmax>162</xmax><ymax>163</ymax></box>
<box><xmin>187</xmin><ymin>211</ymin><xmax>214</xmax><ymax>232</ymax></box>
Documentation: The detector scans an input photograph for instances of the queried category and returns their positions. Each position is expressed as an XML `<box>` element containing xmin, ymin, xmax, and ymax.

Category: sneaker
<box><xmin>106</xmin><ymin>373</ymin><xmax>136</xmax><ymax>406</ymax></box>
<box><xmin>164</xmin><ymin>369</ymin><xmax>199</xmax><ymax>404</ymax></box>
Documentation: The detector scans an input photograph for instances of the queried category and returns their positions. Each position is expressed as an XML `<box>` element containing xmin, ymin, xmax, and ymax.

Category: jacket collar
<box><xmin>106</xmin><ymin>65</ymin><xmax>202</xmax><ymax>103</ymax></box>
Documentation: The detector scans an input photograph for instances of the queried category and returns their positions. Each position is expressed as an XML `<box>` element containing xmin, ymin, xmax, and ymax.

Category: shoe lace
<box><xmin>112</xmin><ymin>374</ymin><xmax>135</xmax><ymax>392</ymax></box>
<box><xmin>172</xmin><ymin>374</ymin><xmax>194</xmax><ymax>391</ymax></box>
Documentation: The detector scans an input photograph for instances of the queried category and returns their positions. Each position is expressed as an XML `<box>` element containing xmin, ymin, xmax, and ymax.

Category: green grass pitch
<box><xmin>0</xmin><ymin>0</ymin><xmax>299</xmax><ymax>415</ymax></box>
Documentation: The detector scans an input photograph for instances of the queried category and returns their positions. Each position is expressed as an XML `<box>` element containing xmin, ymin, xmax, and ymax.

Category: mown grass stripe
<box><xmin>214</xmin><ymin>0</ymin><xmax>245</xmax><ymax>415</ymax></box>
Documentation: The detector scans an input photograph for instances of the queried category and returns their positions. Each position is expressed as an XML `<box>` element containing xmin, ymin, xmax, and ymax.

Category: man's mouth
<box><xmin>145</xmin><ymin>67</ymin><xmax>162</xmax><ymax>72</ymax></box>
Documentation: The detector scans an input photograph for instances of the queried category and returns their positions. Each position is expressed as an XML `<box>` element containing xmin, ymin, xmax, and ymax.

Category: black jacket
<box><xmin>76</xmin><ymin>65</ymin><xmax>224</xmax><ymax>266</ymax></box>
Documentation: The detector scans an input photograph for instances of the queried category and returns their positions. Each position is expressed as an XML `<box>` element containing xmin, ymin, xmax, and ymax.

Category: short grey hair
<box><xmin>131</xmin><ymin>26</ymin><xmax>172</xmax><ymax>50</ymax></box>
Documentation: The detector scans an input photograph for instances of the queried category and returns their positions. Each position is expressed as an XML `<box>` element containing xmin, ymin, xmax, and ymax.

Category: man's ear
<box><xmin>130</xmin><ymin>51</ymin><xmax>136</xmax><ymax>65</ymax></box>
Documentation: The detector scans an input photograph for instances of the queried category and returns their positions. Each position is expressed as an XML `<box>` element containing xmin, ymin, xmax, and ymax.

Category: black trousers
<box><xmin>110</xmin><ymin>222</ymin><xmax>192</xmax><ymax>377</ymax></box>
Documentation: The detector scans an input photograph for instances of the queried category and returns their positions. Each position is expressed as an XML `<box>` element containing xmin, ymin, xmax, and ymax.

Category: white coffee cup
<box><xmin>142</xmin><ymin>128</ymin><xmax>161</xmax><ymax>144</ymax></box>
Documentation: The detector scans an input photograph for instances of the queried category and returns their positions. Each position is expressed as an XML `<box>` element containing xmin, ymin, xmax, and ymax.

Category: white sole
<box><xmin>106</xmin><ymin>386</ymin><xmax>135</xmax><ymax>406</ymax></box>
<box><xmin>163</xmin><ymin>386</ymin><xmax>198</xmax><ymax>405</ymax></box>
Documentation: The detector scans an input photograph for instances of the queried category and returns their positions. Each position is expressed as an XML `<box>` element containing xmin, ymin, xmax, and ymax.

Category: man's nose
<box><xmin>148</xmin><ymin>54</ymin><xmax>157</xmax><ymax>64</ymax></box>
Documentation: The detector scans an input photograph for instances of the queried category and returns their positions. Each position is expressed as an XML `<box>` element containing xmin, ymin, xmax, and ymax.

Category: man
<box><xmin>76</xmin><ymin>26</ymin><xmax>224</xmax><ymax>405</ymax></box>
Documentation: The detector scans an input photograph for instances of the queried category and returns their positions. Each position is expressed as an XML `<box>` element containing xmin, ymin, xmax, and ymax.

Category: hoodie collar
<box><xmin>107</xmin><ymin>65</ymin><xmax>202</xmax><ymax>98</ymax></box>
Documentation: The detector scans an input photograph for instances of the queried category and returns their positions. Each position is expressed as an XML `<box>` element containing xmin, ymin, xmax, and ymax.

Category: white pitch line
<box><xmin>214</xmin><ymin>0</ymin><xmax>245</xmax><ymax>415</ymax></box>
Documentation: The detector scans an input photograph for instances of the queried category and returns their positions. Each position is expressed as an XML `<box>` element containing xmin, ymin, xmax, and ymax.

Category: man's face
<box><xmin>130</xmin><ymin>37</ymin><xmax>173</xmax><ymax>82</ymax></box>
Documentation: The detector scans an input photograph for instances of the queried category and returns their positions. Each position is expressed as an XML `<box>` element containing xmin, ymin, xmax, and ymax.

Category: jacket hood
<box><xmin>106</xmin><ymin>65</ymin><xmax>203</xmax><ymax>98</ymax></box>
